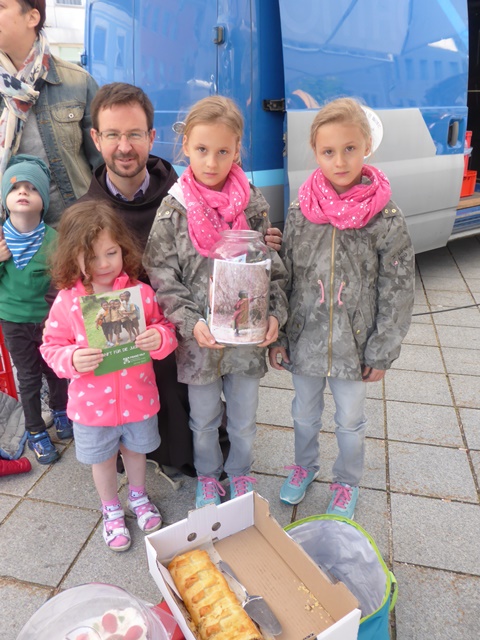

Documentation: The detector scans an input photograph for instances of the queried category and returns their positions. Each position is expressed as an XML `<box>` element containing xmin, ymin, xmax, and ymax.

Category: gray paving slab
<box><xmin>393</xmin><ymin>563</ymin><xmax>480</xmax><ymax>640</ymax></box>
<box><xmin>252</xmin><ymin>424</ymin><xmax>295</xmax><ymax>476</ymax></box>
<box><xmin>384</xmin><ymin>369</ymin><xmax>453</xmax><ymax>406</ymax></box>
<box><xmin>0</xmin><ymin>499</ymin><xmax>99</xmax><ymax>586</ymax></box>
<box><xmin>61</xmin><ymin>517</ymin><xmax>163</xmax><ymax>604</ymax></box>
<box><xmin>459</xmin><ymin>407</ymin><xmax>480</xmax><ymax>449</ymax></box>
<box><xmin>463</xmin><ymin>277</ymin><xmax>480</xmax><ymax>293</ymax></box>
<box><xmin>391</xmin><ymin>343</ymin><xmax>444</xmax><ymax>373</ymax></box>
<box><xmin>0</xmin><ymin>578</ymin><xmax>52</xmax><ymax>640</ymax></box>
<box><xmin>449</xmin><ymin>373</ymin><xmax>480</xmax><ymax>409</ymax></box>
<box><xmin>402</xmin><ymin>322</ymin><xmax>439</xmax><ymax>347</ymax></box>
<box><xmin>470</xmin><ymin>450</ymin><xmax>480</xmax><ymax>482</ymax></box>
<box><xmin>391</xmin><ymin>493</ymin><xmax>480</xmax><ymax>574</ymax></box>
<box><xmin>388</xmin><ymin>441</ymin><xmax>477</xmax><ymax>501</ymax></box>
<box><xmin>442</xmin><ymin>346</ymin><xmax>480</xmax><ymax>376</ymax></box>
<box><xmin>431</xmin><ymin>306</ymin><xmax>480</xmax><ymax>327</ymax></box>
<box><xmin>413</xmin><ymin>286</ymin><xmax>428</xmax><ymax>305</ymax></box>
<box><xmin>28</xmin><ymin>445</ymin><xmax>102</xmax><ymax>510</ymax></box>
<box><xmin>259</xmin><ymin>366</ymin><xmax>294</xmax><ymax>390</ymax></box>
<box><xmin>256</xmin><ymin>385</ymin><xmax>294</xmax><ymax>427</ymax></box>
<box><xmin>386</xmin><ymin>401</ymin><xmax>463</xmax><ymax>447</ymax></box>
<box><xmin>421</xmin><ymin>275</ymin><xmax>468</xmax><ymax>292</ymax></box>
<box><xmin>250</xmin><ymin>476</ymin><xmax>296</xmax><ymax>529</ymax></box>
<box><xmin>436</xmin><ymin>324</ymin><xmax>480</xmax><ymax>349</ymax></box>
<box><xmin>411</xmin><ymin>304</ymin><xmax>433</xmax><ymax>324</ymax></box>
<box><xmin>0</xmin><ymin>446</ymin><xmax>57</xmax><ymax>497</ymax></box>
<box><xmin>0</xmin><ymin>493</ymin><xmax>20</xmax><ymax>521</ymax></box>
<box><xmin>424</xmin><ymin>289</ymin><xmax>477</xmax><ymax>308</ymax></box>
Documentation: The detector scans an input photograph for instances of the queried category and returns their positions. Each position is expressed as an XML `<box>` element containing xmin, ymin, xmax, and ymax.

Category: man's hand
<box><xmin>193</xmin><ymin>320</ymin><xmax>225</xmax><ymax>349</ymax></box>
<box><xmin>362</xmin><ymin>366</ymin><xmax>385</xmax><ymax>382</ymax></box>
<box><xmin>257</xmin><ymin>316</ymin><xmax>279</xmax><ymax>348</ymax></box>
<box><xmin>0</xmin><ymin>238</ymin><xmax>11</xmax><ymax>262</ymax></box>
<box><xmin>72</xmin><ymin>348</ymin><xmax>103</xmax><ymax>373</ymax></box>
<box><xmin>136</xmin><ymin>328</ymin><xmax>161</xmax><ymax>352</ymax></box>
<box><xmin>269</xmin><ymin>345</ymin><xmax>289</xmax><ymax>370</ymax></box>
<box><xmin>265</xmin><ymin>227</ymin><xmax>282</xmax><ymax>252</ymax></box>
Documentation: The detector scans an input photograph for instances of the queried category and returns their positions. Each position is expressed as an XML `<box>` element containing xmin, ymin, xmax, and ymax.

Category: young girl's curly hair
<box><xmin>310</xmin><ymin>97</ymin><xmax>372</xmax><ymax>151</ymax></box>
<box><xmin>51</xmin><ymin>201</ymin><xmax>143</xmax><ymax>294</ymax></box>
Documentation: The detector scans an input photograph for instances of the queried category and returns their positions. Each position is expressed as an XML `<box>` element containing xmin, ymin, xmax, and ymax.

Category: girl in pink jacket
<box><xmin>41</xmin><ymin>201</ymin><xmax>178</xmax><ymax>552</ymax></box>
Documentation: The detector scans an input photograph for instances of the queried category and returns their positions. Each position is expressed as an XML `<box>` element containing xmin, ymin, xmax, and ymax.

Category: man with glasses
<box><xmin>80</xmin><ymin>82</ymin><xmax>282</xmax><ymax>478</ymax></box>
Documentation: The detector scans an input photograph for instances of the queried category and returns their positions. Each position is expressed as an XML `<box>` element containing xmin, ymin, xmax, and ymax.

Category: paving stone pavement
<box><xmin>1</xmin><ymin>237</ymin><xmax>480</xmax><ymax>639</ymax></box>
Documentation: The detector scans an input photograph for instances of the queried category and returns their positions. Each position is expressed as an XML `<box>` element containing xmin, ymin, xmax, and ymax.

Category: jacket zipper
<box><xmin>327</xmin><ymin>227</ymin><xmax>336</xmax><ymax>376</ymax></box>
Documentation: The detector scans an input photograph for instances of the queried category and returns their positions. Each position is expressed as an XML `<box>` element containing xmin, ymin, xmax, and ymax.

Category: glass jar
<box><xmin>16</xmin><ymin>583</ymin><xmax>178</xmax><ymax>640</ymax></box>
<box><xmin>207</xmin><ymin>229</ymin><xmax>271</xmax><ymax>345</ymax></box>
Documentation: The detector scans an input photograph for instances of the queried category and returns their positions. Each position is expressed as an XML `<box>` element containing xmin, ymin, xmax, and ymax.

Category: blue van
<box><xmin>84</xmin><ymin>0</ymin><xmax>475</xmax><ymax>253</ymax></box>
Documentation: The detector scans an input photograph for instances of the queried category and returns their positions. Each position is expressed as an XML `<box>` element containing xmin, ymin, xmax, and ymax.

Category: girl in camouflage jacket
<box><xmin>144</xmin><ymin>96</ymin><xmax>288</xmax><ymax>509</ymax></box>
<box><xmin>269</xmin><ymin>98</ymin><xmax>414</xmax><ymax>518</ymax></box>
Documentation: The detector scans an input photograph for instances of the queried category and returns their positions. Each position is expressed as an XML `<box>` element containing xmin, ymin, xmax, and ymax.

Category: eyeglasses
<box><xmin>96</xmin><ymin>131</ymin><xmax>151</xmax><ymax>144</ymax></box>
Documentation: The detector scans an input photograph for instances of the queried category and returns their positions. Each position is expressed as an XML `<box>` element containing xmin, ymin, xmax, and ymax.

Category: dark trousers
<box><xmin>0</xmin><ymin>320</ymin><xmax>69</xmax><ymax>434</ymax></box>
<box><xmin>145</xmin><ymin>352</ymin><xmax>230</xmax><ymax>478</ymax></box>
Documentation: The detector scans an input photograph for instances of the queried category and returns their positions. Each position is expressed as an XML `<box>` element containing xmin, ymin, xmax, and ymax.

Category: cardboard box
<box><xmin>146</xmin><ymin>492</ymin><xmax>360</xmax><ymax>640</ymax></box>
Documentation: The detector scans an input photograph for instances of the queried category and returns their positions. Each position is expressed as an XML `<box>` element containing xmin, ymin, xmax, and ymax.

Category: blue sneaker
<box><xmin>195</xmin><ymin>476</ymin><xmax>226</xmax><ymax>508</ymax></box>
<box><xmin>229</xmin><ymin>475</ymin><xmax>257</xmax><ymax>499</ymax></box>
<box><xmin>27</xmin><ymin>432</ymin><xmax>60</xmax><ymax>465</ymax></box>
<box><xmin>279</xmin><ymin>465</ymin><xmax>319</xmax><ymax>505</ymax></box>
<box><xmin>52</xmin><ymin>410</ymin><xmax>73</xmax><ymax>439</ymax></box>
<box><xmin>326</xmin><ymin>483</ymin><xmax>359</xmax><ymax>519</ymax></box>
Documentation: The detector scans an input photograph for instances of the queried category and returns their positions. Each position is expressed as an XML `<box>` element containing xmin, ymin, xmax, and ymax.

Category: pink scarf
<box><xmin>298</xmin><ymin>165</ymin><xmax>392</xmax><ymax>229</ymax></box>
<box><xmin>180</xmin><ymin>163</ymin><xmax>251</xmax><ymax>257</ymax></box>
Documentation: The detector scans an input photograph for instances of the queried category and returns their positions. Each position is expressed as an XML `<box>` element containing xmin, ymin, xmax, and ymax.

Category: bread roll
<box><xmin>168</xmin><ymin>549</ymin><xmax>263</xmax><ymax>640</ymax></box>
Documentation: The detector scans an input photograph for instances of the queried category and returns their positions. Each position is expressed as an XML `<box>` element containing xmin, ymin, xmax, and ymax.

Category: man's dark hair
<box><xmin>18</xmin><ymin>0</ymin><xmax>46</xmax><ymax>35</ymax></box>
<box><xmin>91</xmin><ymin>83</ymin><xmax>155</xmax><ymax>131</ymax></box>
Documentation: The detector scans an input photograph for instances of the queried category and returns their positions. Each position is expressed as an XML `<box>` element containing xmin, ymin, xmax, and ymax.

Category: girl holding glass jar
<box><xmin>143</xmin><ymin>96</ymin><xmax>288</xmax><ymax>508</ymax></box>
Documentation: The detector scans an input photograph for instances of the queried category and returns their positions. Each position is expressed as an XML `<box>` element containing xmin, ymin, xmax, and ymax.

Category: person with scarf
<box><xmin>0</xmin><ymin>0</ymin><xmax>100</xmax><ymax>227</ymax></box>
<box><xmin>0</xmin><ymin>154</ymin><xmax>72</xmax><ymax>465</ymax></box>
<box><xmin>143</xmin><ymin>96</ymin><xmax>288</xmax><ymax>509</ymax></box>
<box><xmin>269</xmin><ymin>98</ymin><xmax>415</xmax><ymax>518</ymax></box>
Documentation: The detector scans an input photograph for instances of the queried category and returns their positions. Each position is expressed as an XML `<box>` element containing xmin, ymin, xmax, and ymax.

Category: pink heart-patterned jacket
<box><xmin>40</xmin><ymin>273</ymin><xmax>177</xmax><ymax>427</ymax></box>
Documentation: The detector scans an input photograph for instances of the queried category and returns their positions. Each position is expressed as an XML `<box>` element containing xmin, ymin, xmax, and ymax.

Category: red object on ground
<box><xmin>0</xmin><ymin>325</ymin><xmax>18</xmax><ymax>399</ymax></box>
<box><xmin>0</xmin><ymin>457</ymin><xmax>32</xmax><ymax>477</ymax></box>
<box><xmin>153</xmin><ymin>601</ymin><xmax>185</xmax><ymax>640</ymax></box>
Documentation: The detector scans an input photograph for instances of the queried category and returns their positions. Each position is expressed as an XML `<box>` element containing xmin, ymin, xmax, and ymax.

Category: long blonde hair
<box><xmin>310</xmin><ymin>98</ymin><xmax>372</xmax><ymax>151</ymax></box>
<box><xmin>176</xmin><ymin>95</ymin><xmax>244</xmax><ymax>164</ymax></box>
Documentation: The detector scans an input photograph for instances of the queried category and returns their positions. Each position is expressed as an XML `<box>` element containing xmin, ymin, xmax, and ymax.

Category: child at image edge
<box><xmin>143</xmin><ymin>96</ymin><xmax>288</xmax><ymax>509</ymax></box>
<box><xmin>269</xmin><ymin>98</ymin><xmax>415</xmax><ymax>518</ymax></box>
<box><xmin>41</xmin><ymin>201</ymin><xmax>178</xmax><ymax>551</ymax></box>
<box><xmin>0</xmin><ymin>154</ymin><xmax>72</xmax><ymax>466</ymax></box>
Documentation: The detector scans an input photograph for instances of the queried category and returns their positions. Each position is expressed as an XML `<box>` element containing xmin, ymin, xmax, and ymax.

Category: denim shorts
<box><xmin>73</xmin><ymin>415</ymin><xmax>160</xmax><ymax>465</ymax></box>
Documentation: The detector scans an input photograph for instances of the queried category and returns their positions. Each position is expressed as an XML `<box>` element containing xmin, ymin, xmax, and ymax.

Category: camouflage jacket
<box><xmin>143</xmin><ymin>184</ymin><xmax>288</xmax><ymax>385</ymax></box>
<box><xmin>278</xmin><ymin>199</ymin><xmax>415</xmax><ymax>380</ymax></box>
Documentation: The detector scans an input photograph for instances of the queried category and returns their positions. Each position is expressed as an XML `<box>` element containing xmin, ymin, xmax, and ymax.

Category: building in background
<box><xmin>45</xmin><ymin>0</ymin><xmax>85</xmax><ymax>64</ymax></box>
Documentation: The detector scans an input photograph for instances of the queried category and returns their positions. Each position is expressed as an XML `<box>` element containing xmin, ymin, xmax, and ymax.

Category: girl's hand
<box><xmin>136</xmin><ymin>328</ymin><xmax>162</xmax><ymax>352</ymax></box>
<box><xmin>72</xmin><ymin>348</ymin><xmax>103</xmax><ymax>373</ymax></box>
<box><xmin>362</xmin><ymin>366</ymin><xmax>386</xmax><ymax>382</ymax></box>
<box><xmin>0</xmin><ymin>238</ymin><xmax>12</xmax><ymax>262</ymax></box>
<box><xmin>257</xmin><ymin>316</ymin><xmax>279</xmax><ymax>348</ymax></box>
<box><xmin>269</xmin><ymin>346</ymin><xmax>289</xmax><ymax>370</ymax></box>
<box><xmin>193</xmin><ymin>320</ymin><xmax>225</xmax><ymax>349</ymax></box>
<box><xmin>265</xmin><ymin>227</ymin><xmax>283</xmax><ymax>252</ymax></box>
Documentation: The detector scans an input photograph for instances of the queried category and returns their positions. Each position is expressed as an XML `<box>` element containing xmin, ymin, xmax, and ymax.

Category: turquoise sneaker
<box><xmin>279</xmin><ymin>465</ymin><xmax>319</xmax><ymax>505</ymax></box>
<box><xmin>229</xmin><ymin>475</ymin><xmax>257</xmax><ymax>499</ymax></box>
<box><xmin>326</xmin><ymin>483</ymin><xmax>359</xmax><ymax>519</ymax></box>
<box><xmin>195</xmin><ymin>476</ymin><xmax>226</xmax><ymax>508</ymax></box>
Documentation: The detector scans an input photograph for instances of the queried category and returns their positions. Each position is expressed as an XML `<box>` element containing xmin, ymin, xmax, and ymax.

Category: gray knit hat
<box><xmin>2</xmin><ymin>154</ymin><xmax>51</xmax><ymax>216</ymax></box>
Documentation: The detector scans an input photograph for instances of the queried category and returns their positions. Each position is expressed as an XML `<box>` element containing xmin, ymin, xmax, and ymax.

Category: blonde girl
<box><xmin>269</xmin><ymin>97</ymin><xmax>414</xmax><ymax>518</ymax></box>
<box><xmin>143</xmin><ymin>96</ymin><xmax>287</xmax><ymax>508</ymax></box>
<box><xmin>41</xmin><ymin>201</ymin><xmax>178</xmax><ymax>551</ymax></box>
